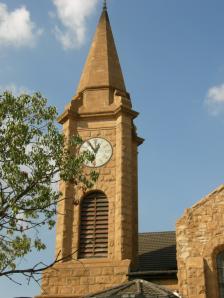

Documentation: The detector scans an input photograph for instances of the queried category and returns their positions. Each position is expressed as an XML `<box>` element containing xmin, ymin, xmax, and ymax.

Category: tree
<box><xmin>0</xmin><ymin>91</ymin><xmax>98</xmax><ymax>282</ymax></box>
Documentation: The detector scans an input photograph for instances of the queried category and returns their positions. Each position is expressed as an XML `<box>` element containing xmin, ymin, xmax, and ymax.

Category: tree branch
<box><xmin>0</xmin><ymin>249</ymin><xmax>78</xmax><ymax>277</ymax></box>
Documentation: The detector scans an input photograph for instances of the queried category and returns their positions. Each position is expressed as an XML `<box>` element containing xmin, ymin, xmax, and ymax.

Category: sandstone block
<box><xmin>80</xmin><ymin>276</ymin><xmax>95</xmax><ymax>285</ymax></box>
<box><xmin>95</xmin><ymin>275</ymin><xmax>112</xmax><ymax>284</ymax></box>
<box><xmin>72</xmin><ymin>268</ymin><xmax>88</xmax><ymax>276</ymax></box>
<box><xmin>88</xmin><ymin>267</ymin><xmax>102</xmax><ymax>276</ymax></box>
<box><xmin>59</xmin><ymin>286</ymin><xmax>73</xmax><ymax>295</ymax></box>
<box><xmin>67</xmin><ymin>277</ymin><xmax>80</xmax><ymax>286</ymax></box>
<box><xmin>73</xmin><ymin>285</ymin><xmax>89</xmax><ymax>296</ymax></box>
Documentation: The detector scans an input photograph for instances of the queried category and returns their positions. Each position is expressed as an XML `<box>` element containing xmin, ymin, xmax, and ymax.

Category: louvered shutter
<box><xmin>79</xmin><ymin>192</ymin><xmax>108</xmax><ymax>258</ymax></box>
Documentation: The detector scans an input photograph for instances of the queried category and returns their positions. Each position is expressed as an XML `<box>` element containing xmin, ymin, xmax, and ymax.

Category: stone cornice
<box><xmin>57</xmin><ymin>105</ymin><xmax>139</xmax><ymax>124</ymax></box>
<box><xmin>57</xmin><ymin>109</ymin><xmax>77</xmax><ymax>124</ymax></box>
<box><xmin>135</xmin><ymin>135</ymin><xmax>144</xmax><ymax>146</ymax></box>
<box><xmin>74</xmin><ymin>85</ymin><xmax>131</xmax><ymax>100</ymax></box>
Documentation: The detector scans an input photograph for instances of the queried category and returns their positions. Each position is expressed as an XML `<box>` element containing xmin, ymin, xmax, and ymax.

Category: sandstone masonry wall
<box><xmin>36</xmin><ymin>259</ymin><xmax>130</xmax><ymax>297</ymax></box>
<box><xmin>176</xmin><ymin>185</ymin><xmax>224</xmax><ymax>298</ymax></box>
<box><xmin>36</xmin><ymin>88</ymin><xmax>140</xmax><ymax>297</ymax></box>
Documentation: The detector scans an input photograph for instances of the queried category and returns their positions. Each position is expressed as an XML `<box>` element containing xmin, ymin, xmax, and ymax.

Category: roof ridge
<box><xmin>142</xmin><ymin>279</ymin><xmax>175</xmax><ymax>294</ymax></box>
<box><xmin>86</xmin><ymin>279</ymin><xmax>178</xmax><ymax>297</ymax></box>
<box><xmin>85</xmin><ymin>280</ymin><xmax>135</xmax><ymax>297</ymax></box>
<box><xmin>139</xmin><ymin>230</ymin><xmax>175</xmax><ymax>235</ymax></box>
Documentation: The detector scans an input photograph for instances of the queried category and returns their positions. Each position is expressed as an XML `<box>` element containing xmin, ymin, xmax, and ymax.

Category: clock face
<box><xmin>80</xmin><ymin>137</ymin><xmax>113</xmax><ymax>168</ymax></box>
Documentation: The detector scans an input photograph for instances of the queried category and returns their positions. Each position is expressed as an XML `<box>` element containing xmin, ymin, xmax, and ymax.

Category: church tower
<box><xmin>37</xmin><ymin>4</ymin><xmax>143</xmax><ymax>297</ymax></box>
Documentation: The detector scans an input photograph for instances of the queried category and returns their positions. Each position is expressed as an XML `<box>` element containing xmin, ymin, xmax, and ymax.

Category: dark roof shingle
<box><xmin>137</xmin><ymin>231</ymin><xmax>177</xmax><ymax>272</ymax></box>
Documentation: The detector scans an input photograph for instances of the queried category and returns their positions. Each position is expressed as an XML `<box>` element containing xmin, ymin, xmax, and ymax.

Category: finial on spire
<box><xmin>103</xmin><ymin>0</ymin><xmax>107</xmax><ymax>11</ymax></box>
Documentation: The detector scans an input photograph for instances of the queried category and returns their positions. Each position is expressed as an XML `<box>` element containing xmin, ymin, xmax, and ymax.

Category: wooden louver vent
<box><xmin>79</xmin><ymin>192</ymin><xmax>108</xmax><ymax>258</ymax></box>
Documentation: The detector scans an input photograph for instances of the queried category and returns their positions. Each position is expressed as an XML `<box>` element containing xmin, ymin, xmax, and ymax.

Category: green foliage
<box><xmin>0</xmin><ymin>91</ymin><xmax>98</xmax><ymax>276</ymax></box>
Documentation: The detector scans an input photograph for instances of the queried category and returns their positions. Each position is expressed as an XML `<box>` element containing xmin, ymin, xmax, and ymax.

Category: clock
<box><xmin>80</xmin><ymin>137</ymin><xmax>113</xmax><ymax>168</ymax></box>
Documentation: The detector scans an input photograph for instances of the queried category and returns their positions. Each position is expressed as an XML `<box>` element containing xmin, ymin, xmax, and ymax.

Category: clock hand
<box><xmin>95</xmin><ymin>143</ymin><xmax>100</xmax><ymax>153</ymax></box>
<box><xmin>87</xmin><ymin>141</ymin><xmax>96</xmax><ymax>153</ymax></box>
<box><xmin>92</xmin><ymin>139</ymin><xmax>101</xmax><ymax>154</ymax></box>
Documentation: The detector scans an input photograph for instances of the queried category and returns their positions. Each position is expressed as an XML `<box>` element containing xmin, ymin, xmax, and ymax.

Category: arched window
<box><xmin>217</xmin><ymin>251</ymin><xmax>224</xmax><ymax>297</ymax></box>
<box><xmin>79</xmin><ymin>191</ymin><xmax>108</xmax><ymax>258</ymax></box>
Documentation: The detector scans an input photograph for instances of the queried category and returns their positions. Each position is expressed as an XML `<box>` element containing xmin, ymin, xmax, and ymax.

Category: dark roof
<box><xmin>136</xmin><ymin>231</ymin><xmax>177</xmax><ymax>273</ymax></box>
<box><xmin>86</xmin><ymin>279</ymin><xmax>178</xmax><ymax>297</ymax></box>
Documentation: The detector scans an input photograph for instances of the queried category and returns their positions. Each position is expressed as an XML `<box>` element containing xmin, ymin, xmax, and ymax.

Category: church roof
<box><xmin>86</xmin><ymin>279</ymin><xmax>178</xmax><ymax>297</ymax></box>
<box><xmin>131</xmin><ymin>231</ymin><xmax>177</xmax><ymax>278</ymax></box>
<box><xmin>76</xmin><ymin>6</ymin><xmax>126</xmax><ymax>94</ymax></box>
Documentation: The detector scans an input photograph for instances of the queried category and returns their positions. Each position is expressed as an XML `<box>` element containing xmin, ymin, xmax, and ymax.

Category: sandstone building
<box><xmin>36</xmin><ymin>3</ymin><xmax>224</xmax><ymax>298</ymax></box>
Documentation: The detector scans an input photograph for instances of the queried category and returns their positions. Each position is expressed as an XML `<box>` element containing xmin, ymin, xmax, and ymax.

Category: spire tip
<box><xmin>103</xmin><ymin>0</ymin><xmax>107</xmax><ymax>11</ymax></box>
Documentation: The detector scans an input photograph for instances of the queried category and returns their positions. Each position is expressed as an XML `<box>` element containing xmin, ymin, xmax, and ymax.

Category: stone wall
<box><xmin>35</xmin><ymin>88</ymin><xmax>141</xmax><ymax>297</ymax></box>
<box><xmin>176</xmin><ymin>185</ymin><xmax>224</xmax><ymax>298</ymax></box>
<box><xmin>72</xmin><ymin>125</ymin><xmax>117</xmax><ymax>261</ymax></box>
<box><xmin>35</xmin><ymin>259</ymin><xmax>130</xmax><ymax>297</ymax></box>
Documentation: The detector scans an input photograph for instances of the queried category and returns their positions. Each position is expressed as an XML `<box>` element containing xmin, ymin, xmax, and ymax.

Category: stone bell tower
<box><xmin>37</xmin><ymin>4</ymin><xmax>143</xmax><ymax>298</ymax></box>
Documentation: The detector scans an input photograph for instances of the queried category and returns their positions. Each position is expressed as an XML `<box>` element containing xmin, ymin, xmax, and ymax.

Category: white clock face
<box><xmin>80</xmin><ymin>137</ymin><xmax>113</xmax><ymax>168</ymax></box>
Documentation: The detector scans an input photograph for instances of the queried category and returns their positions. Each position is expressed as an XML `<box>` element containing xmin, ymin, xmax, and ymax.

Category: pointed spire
<box><xmin>76</xmin><ymin>5</ymin><xmax>126</xmax><ymax>94</ymax></box>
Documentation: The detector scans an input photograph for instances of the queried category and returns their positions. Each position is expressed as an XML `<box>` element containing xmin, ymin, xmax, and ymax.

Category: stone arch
<box><xmin>79</xmin><ymin>189</ymin><xmax>107</xmax><ymax>204</ymax></box>
<box><xmin>202</xmin><ymin>237</ymin><xmax>224</xmax><ymax>298</ymax></box>
<box><xmin>203</xmin><ymin>236</ymin><xmax>224</xmax><ymax>259</ymax></box>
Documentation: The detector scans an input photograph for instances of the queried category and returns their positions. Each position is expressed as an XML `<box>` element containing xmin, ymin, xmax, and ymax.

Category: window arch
<box><xmin>217</xmin><ymin>251</ymin><xmax>224</xmax><ymax>297</ymax></box>
<box><xmin>78</xmin><ymin>191</ymin><xmax>108</xmax><ymax>258</ymax></box>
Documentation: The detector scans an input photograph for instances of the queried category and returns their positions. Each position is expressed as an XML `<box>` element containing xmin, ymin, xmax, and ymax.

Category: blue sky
<box><xmin>0</xmin><ymin>0</ymin><xmax>224</xmax><ymax>297</ymax></box>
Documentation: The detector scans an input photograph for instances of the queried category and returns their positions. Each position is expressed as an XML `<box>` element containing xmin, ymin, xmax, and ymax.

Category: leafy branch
<box><xmin>0</xmin><ymin>91</ymin><xmax>98</xmax><ymax>279</ymax></box>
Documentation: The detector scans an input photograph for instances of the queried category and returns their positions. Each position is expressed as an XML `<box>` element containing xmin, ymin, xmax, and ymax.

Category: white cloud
<box><xmin>205</xmin><ymin>83</ymin><xmax>224</xmax><ymax>116</ymax></box>
<box><xmin>0</xmin><ymin>83</ymin><xmax>31</xmax><ymax>96</ymax></box>
<box><xmin>0</xmin><ymin>2</ymin><xmax>42</xmax><ymax>48</ymax></box>
<box><xmin>207</xmin><ymin>84</ymin><xmax>224</xmax><ymax>103</ymax></box>
<box><xmin>52</xmin><ymin>0</ymin><xmax>98</xmax><ymax>49</ymax></box>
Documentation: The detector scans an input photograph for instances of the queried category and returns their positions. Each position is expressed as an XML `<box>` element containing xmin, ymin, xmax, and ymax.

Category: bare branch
<box><xmin>5</xmin><ymin>274</ymin><xmax>22</xmax><ymax>286</ymax></box>
<box><xmin>0</xmin><ymin>249</ymin><xmax>78</xmax><ymax>277</ymax></box>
